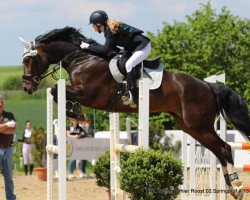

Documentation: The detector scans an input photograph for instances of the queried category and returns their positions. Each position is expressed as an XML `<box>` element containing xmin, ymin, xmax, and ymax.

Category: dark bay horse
<box><xmin>19</xmin><ymin>27</ymin><xmax>250</xmax><ymax>199</ymax></box>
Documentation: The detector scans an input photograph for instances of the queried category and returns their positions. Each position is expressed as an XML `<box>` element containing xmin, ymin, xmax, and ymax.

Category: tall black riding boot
<box><xmin>127</xmin><ymin>70</ymin><xmax>138</xmax><ymax>101</ymax></box>
<box><xmin>30</xmin><ymin>164</ymin><xmax>34</xmax><ymax>175</ymax></box>
<box><xmin>24</xmin><ymin>164</ymin><xmax>28</xmax><ymax>175</ymax></box>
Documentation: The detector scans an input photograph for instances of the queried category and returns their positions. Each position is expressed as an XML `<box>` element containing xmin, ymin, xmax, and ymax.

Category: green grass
<box><xmin>4</xmin><ymin>91</ymin><xmax>47</xmax><ymax>139</ymax></box>
<box><xmin>0</xmin><ymin>66</ymin><xmax>22</xmax><ymax>90</ymax></box>
<box><xmin>0</xmin><ymin>65</ymin><xmax>70</xmax><ymax>138</ymax></box>
<box><xmin>0</xmin><ymin>65</ymin><xmax>63</xmax><ymax>137</ymax></box>
<box><xmin>0</xmin><ymin>66</ymin><xmax>85</xmax><ymax>171</ymax></box>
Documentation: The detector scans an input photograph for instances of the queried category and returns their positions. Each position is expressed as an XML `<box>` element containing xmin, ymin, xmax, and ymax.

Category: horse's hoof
<box><xmin>229</xmin><ymin>185</ymin><xmax>244</xmax><ymax>200</ymax></box>
<box><xmin>76</xmin><ymin>114</ymin><xmax>85</xmax><ymax>120</ymax></box>
<box><xmin>72</xmin><ymin>103</ymin><xmax>82</xmax><ymax>114</ymax></box>
<box><xmin>66</xmin><ymin>101</ymin><xmax>73</xmax><ymax>111</ymax></box>
<box><xmin>66</xmin><ymin>111</ymin><xmax>84</xmax><ymax>119</ymax></box>
<box><xmin>235</xmin><ymin>189</ymin><xmax>244</xmax><ymax>200</ymax></box>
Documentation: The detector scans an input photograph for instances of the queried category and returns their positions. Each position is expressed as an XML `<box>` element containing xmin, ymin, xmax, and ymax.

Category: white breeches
<box><xmin>22</xmin><ymin>143</ymin><xmax>33</xmax><ymax>165</ymax></box>
<box><xmin>125</xmin><ymin>43</ymin><xmax>152</xmax><ymax>73</ymax></box>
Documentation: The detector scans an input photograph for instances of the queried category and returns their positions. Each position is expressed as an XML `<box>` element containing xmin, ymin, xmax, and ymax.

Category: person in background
<box><xmin>79</xmin><ymin>117</ymin><xmax>94</xmax><ymax>138</ymax></box>
<box><xmin>0</xmin><ymin>95</ymin><xmax>17</xmax><ymax>200</ymax></box>
<box><xmin>78</xmin><ymin>117</ymin><xmax>94</xmax><ymax>178</ymax></box>
<box><xmin>18</xmin><ymin>120</ymin><xmax>34</xmax><ymax>175</ymax></box>
<box><xmin>66</xmin><ymin>118</ymin><xmax>86</xmax><ymax>180</ymax></box>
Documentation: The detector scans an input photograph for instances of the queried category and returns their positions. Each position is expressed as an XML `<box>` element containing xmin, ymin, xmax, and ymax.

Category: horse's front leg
<box><xmin>50</xmin><ymin>84</ymin><xmax>86</xmax><ymax>119</ymax></box>
<box><xmin>50</xmin><ymin>84</ymin><xmax>58</xmax><ymax>103</ymax></box>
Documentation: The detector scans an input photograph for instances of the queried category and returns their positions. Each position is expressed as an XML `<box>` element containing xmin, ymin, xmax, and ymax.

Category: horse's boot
<box><xmin>122</xmin><ymin>70</ymin><xmax>138</xmax><ymax>107</ymax></box>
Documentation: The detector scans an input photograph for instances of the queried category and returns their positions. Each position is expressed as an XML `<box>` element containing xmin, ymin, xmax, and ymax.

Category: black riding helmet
<box><xmin>89</xmin><ymin>10</ymin><xmax>109</xmax><ymax>24</ymax></box>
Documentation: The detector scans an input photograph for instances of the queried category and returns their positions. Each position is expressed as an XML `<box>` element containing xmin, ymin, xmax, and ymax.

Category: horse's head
<box><xmin>20</xmin><ymin>27</ymin><xmax>100</xmax><ymax>94</ymax></box>
<box><xmin>19</xmin><ymin>37</ymin><xmax>50</xmax><ymax>94</ymax></box>
<box><xmin>19</xmin><ymin>27</ymin><xmax>87</xmax><ymax>94</ymax></box>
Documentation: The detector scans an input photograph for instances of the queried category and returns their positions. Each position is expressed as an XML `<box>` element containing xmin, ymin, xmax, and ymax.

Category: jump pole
<box><xmin>46</xmin><ymin>79</ymin><xmax>66</xmax><ymax>200</ymax></box>
<box><xmin>110</xmin><ymin>73</ymin><xmax>150</xmax><ymax>200</ymax></box>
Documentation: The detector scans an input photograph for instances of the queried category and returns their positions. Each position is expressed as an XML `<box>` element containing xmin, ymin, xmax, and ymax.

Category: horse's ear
<box><xmin>19</xmin><ymin>37</ymin><xmax>31</xmax><ymax>51</ymax></box>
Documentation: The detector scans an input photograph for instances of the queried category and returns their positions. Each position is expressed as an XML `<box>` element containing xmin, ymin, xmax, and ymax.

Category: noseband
<box><xmin>22</xmin><ymin>74</ymin><xmax>41</xmax><ymax>87</ymax></box>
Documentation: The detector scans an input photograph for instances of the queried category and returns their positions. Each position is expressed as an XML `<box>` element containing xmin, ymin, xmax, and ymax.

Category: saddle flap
<box><xmin>143</xmin><ymin>64</ymin><xmax>163</xmax><ymax>89</ymax></box>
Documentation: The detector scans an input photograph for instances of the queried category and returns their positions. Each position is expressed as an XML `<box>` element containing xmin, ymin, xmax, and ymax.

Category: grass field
<box><xmin>0</xmin><ymin>66</ymin><xmax>97</xmax><ymax>171</ymax></box>
<box><xmin>0</xmin><ymin>66</ymin><xmax>22</xmax><ymax>90</ymax></box>
<box><xmin>4</xmin><ymin>90</ymin><xmax>47</xmax><ymax>139</ymax></box>
<box><xmin>0</xmin><ymin>66</ymin><xmax>48</xmax><ymax>138</ymax></box>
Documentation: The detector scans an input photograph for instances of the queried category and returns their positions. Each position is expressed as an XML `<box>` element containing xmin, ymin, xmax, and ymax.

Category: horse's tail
<box><xmin>207</xmin><ymin>82</ymin><xmax>250</xmax><ymax>140</ymax></box>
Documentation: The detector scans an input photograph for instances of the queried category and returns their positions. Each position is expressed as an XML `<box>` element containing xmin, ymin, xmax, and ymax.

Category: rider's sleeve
<box><xmin>88</xmin><ymin>37</ymin><xmax>114</xmax><ymax>54</ymax></box>
<box><xmin>88</xmin><ymin>26</ymin><xmax>115</xmax><ymax>54</ymax></box>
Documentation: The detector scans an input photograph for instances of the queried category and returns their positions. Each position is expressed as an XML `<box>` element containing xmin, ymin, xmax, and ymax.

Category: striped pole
<box><xmin>235</xmin><ymin>164</ymin><xmax>250</xmax><ymax>172</ymax></box>
<box><xmin>240</xmin><ymin>185</ymin><xmax>250</xmax><ymax>192</ymax></box>
<box><xmin>228</xmin><ymin>142</ymin><xmax>250</xmax><ymax>150</ymax></box>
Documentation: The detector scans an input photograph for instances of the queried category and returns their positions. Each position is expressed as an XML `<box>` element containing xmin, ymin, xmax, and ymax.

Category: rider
<box><xmin>80</xmin><ymin>10</ymin><xmax>151</xmax><ymax>106</ymax></box>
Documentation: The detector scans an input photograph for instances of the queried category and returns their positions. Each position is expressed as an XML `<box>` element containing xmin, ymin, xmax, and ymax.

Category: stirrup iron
<box><xmin>122</xmin><ymin>91</ymin><xmax>134</xmax><ymax>105</ymax></box>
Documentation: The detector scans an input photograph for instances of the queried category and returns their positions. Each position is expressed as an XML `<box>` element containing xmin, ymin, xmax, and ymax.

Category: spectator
<box><xmin>0</xmin><ymin>95</ymin><xmax>17</xmax><ymax>200</ymax></box>
<box><xmin>78</xmin><ymin>117</ymin><xmax>94</xmax><ymax>178</ymax></box>
<box><xmin>18</xmin><ymin>120</ymin><xmax>34</xmax><ymax>175</ymax></box>
<box><xmin>66</xmin><ymin>118</ymin><xmax>86</xmax><ymax>180</ymax></box>
<box><xmin>79</xmin><ymin>117</ymin><xmax>94</xmax><ymax>138</ymax></box>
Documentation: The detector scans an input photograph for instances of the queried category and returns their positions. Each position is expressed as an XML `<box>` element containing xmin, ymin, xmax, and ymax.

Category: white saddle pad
<box><xmin>109</xmin><ymin>55</ymin><xmax>163</xmax><ymax>90</ymax></box>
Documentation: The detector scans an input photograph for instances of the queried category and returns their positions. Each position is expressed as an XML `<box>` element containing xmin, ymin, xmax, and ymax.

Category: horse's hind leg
<box><xmin>174</xmin><ymin>114</ymin><xmax>243</xmax><ymax>200</ymax></box>
<box><xmin>190</xmin><ymin>130</ymin><xmax>243</xmax><ymax>200</ymax></box>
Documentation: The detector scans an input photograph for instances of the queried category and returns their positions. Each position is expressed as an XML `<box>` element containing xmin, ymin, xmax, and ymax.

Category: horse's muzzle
<box><xmin>23</xmin><ymin>85</ymin><xmax>35</xmax><ymax>94</ymax></box>
<box><xmin>22</xmin><ymin>74</ymin><xmax>40</xmax><ymax>94</ymax></box>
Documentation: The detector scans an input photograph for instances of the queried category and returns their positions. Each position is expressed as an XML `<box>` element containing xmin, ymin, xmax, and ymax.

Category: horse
<box><xmin>19</xmin><ymin>26</ymin><xmax>250</xmax><ymax>199</ymax></box>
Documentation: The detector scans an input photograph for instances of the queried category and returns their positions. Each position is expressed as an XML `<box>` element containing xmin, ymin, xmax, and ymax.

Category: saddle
<box><xmin>109</xmin><ymin>52</ymin><xmax>163</xmax><ymax>90</ymax></box>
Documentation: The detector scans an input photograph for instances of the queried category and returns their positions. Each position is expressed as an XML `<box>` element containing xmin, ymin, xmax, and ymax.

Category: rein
<box><xmin>40</xmin><ymin>50</ymin><xmax>81</xmax><ymax>80</ymax></box>
<box><xmin>23</xmin><ymin>50</ymin><xmax>80</xmax><ymax>86</ymax></box>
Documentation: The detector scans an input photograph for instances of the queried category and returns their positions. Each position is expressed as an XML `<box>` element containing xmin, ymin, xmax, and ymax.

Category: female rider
<box><xmin>80</xmin><ymin>10</ymin><xmax>151</xmax><ymax>107</ymax></box>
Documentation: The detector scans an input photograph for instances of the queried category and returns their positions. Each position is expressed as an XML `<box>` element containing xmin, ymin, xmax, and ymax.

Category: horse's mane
<box><xmin>35</xmin><ymin>26</ymin><xmax>118</xmax><ymax>60</ymax></box>
<box><xmin>35</xmin><ymin>26</ymin><xmax>96</xmax><ymax>46</ymax></box>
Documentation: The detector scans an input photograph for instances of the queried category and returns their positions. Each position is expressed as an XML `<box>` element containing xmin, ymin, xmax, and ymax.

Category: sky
<box><xmin>1</xmin><ymin>0</ymin><xmax>250</xmax><ymax>66</ymax></box>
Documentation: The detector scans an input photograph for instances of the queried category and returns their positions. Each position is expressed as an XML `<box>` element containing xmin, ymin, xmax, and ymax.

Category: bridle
<box><xmin>22</xmin><ymin>41</ymin><xmax>42</xmax><ymax>87</ymax></box>
<box><xmin>19</xmin><ymin>35</ymin><xmax>97</xmax><ymax>87</ymax></box>
<box><xmin>22</xmin><ymin>44</ymin><xmax>80</xmax><ymax>86</ymax></box>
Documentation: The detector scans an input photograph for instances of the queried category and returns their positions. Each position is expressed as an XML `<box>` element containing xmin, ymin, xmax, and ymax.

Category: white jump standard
<box><xmin>110</xmin><ymin>74</ymin><xmax>150</xmax><ymax>200</ymax></box>
<box><xmin>46</xmin><ymin>79</ymin><xmax>67</xmax><ymax>200</ymax></box>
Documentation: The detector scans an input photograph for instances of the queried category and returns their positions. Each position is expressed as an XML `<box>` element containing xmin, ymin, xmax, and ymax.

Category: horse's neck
<box><xmin>44</xmin><ymin>42</ymin><xmax>78</xmax><ymax>64</ymax></box>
